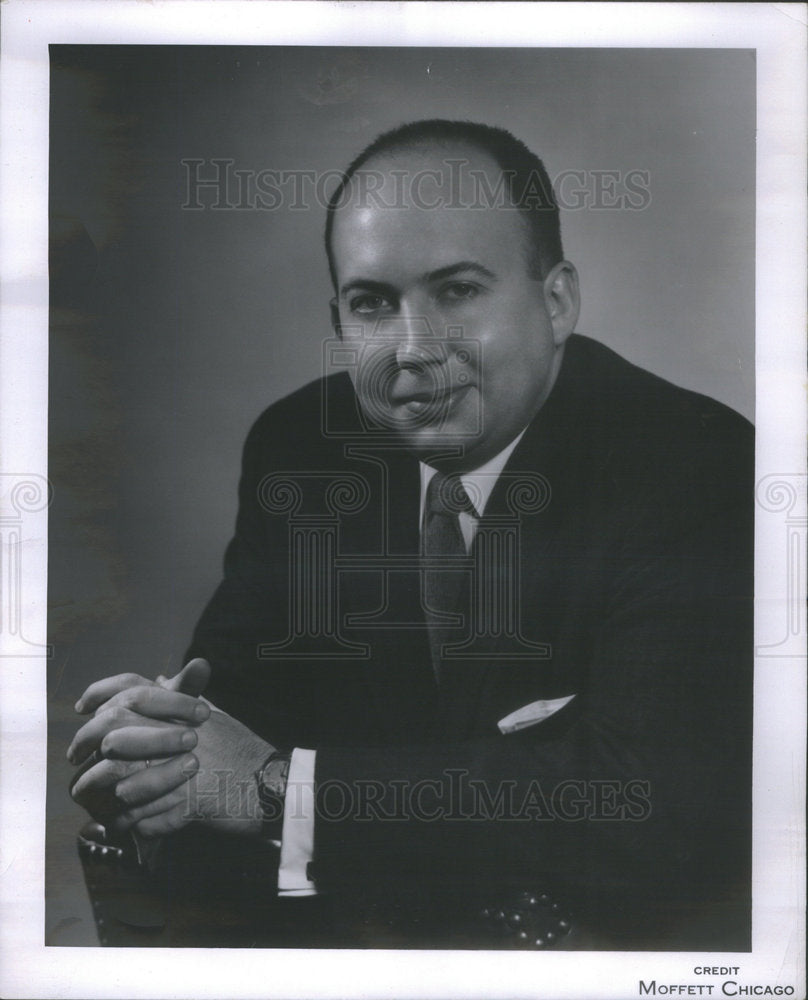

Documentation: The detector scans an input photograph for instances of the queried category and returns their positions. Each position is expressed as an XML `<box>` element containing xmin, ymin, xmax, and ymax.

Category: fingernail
<box><xmin>66</xmin><ymin>747</ymin><xmax>75</xmax><ymax>764</ymax></box>
<box><xmin>181</xmin><ymin>730</ymin><xmax>197</xmax><ymax>749</ymax></box>
<box><xmin>182</xmin><ymin>754</ymin><xmax>199</xmax><ymax>774</ymax></box>
<box><xmin>194</xmin><ymin>703</ymin><xmax>209</xmax><ymax>722</ymax></box>
<box><xmin>74</xmin><ymin>700</ymin><xmax>83</xmax><ymax>713</ymax></box>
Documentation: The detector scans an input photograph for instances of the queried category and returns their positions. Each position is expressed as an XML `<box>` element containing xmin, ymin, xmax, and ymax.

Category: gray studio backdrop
<box><xmin>47</xmin><ymin>46</ymin><xmax>754</xmax><ymax>944</ymax></box>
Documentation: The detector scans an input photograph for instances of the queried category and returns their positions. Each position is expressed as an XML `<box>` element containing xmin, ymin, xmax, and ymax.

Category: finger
<box><xmin>75</xmin><ymin>673</ymin><xmax>157</xmax><ymax>714</ymax></box>
<box><xmin>100</xmin><ymin>724</ymin><xmax>198</xmax><ymax>761</ymax></box>
<box><xmin>113</xmin><ymin>785</ymin><xmax>190</xmax><ymax>833</ymax></box>
<box><xmin>67</xmin><ymin>707</ymin><xmax>182</xmax><ymax>765</ymax></box>
<box><xmin>70</xmin><ymin>757</ymin><xmax>144</xmax><ymax>805</ymax></box>
<box><xmin>100</xmin><ymin>685</ymin><xmax>210</xmax><ymax>726</ymax></box>
<box><xmin>162</xmin><ymin>658</ymin><xmax>211</xmax><ymax>698</ymax></box>
<box><xmin>114</xmin><ymin>753</ymin><xmax>199</xmax><ymax>810</ymax></box>
<box><xmin>133</xmin><ymin>800</ymin><xmax>191</xmax><ymax>838</ymax></box>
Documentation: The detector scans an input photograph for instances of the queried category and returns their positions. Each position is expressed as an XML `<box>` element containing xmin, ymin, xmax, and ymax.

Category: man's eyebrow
<box><xmin>339</xmin><ymin>278</ymin><xmax>396</xmax><ymax>298</ymax></box>
<box><xmin>424</xmin><ymin>261</ymin><xmax>497</xmax><ymax>283</ymax></box>
<box><xmin>340</xmin><ymin>262</ymin><xmax>497</xmax><ymax>298</ymax></box>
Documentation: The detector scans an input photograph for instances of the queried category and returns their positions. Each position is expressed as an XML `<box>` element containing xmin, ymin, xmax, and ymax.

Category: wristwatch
<box><xmin>254</xmin><ymin>750</ymin><xmax>291</xmax><ymax>841</ymax></box>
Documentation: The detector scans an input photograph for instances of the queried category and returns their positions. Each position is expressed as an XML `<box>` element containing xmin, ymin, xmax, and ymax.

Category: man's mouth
<box><xmin>391</xmin><ymin>383</ymin><xmax>472</xmax><ymax>415</ymax></box>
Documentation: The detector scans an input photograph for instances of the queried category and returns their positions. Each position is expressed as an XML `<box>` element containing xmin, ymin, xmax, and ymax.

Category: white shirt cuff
<box><xmin>277</xmin><ymin>748</ymin><xmax>317</xmax><ymax>896</ymax></box>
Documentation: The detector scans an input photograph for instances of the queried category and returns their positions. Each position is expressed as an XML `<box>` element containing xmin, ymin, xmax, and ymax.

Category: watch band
<box><xmin>254</xmin><ymin>750</ymin><xmax>291</xmax><ymax>840</ymax></box>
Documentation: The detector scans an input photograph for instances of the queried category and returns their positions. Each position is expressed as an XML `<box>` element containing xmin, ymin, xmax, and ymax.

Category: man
<box><xmin>69</xmin><ymin>120</ymin><xmax>753</xmax><ymax>949</ymax></box>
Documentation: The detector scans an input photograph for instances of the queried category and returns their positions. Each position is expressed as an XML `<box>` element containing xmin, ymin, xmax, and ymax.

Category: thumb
<box><xmin>163</xmin><ymin>658</ymin><xmax>211</xmax><ymax>697</ymax></box>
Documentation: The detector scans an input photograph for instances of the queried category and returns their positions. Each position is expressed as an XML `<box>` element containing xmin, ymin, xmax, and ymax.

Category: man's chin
<box><xmin>390</xmin><ymin>424</ymin><xmax>486</xmax><ymax>466</ymax></box>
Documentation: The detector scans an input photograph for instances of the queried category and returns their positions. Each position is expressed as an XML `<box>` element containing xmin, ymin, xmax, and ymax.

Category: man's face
<box><xmin>330</xmin><ymin>145</ymin><xmax>577</xmax><ymax>470</ymax></box>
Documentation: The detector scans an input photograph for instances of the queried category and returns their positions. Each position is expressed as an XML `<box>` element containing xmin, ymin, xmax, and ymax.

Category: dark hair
<box><xmin>324</xmin><ymin>119</ymin><xmax>563</xmax><ymax>288</ymax></box>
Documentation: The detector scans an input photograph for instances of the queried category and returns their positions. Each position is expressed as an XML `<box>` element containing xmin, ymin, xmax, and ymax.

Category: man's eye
<box><xmin>441</xmin><ymin>282</ymin><xmax>479</xmax><ymax>303</ymax></box>
<box><xmin>349</xmin><ymin>294</ymin><xmax>390</xmax><ymax>315</ymax></box>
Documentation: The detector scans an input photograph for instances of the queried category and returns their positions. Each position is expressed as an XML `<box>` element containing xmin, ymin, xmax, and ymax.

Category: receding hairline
<box><xmin>333</xmin><ymin>138</ymin><xmax>519</xmax><ymax>205</ymax></box>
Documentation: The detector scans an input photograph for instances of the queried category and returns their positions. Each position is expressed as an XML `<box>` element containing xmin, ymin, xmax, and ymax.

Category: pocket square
<box><xmin>497</xmin><ymin>694</ymin><xmax>577</xmax><ymax>735</ymax></box>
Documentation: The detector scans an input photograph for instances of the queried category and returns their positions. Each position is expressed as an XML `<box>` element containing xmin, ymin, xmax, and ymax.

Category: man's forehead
<box><xmin>330</xmin><ymin>142</ymin><xmax>532</xmax><ymax>279</ymax></box>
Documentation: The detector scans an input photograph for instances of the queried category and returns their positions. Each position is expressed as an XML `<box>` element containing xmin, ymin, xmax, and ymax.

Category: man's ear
<box><xmin>329</xmin><ymin>298</ymin><xmax>342</xmax><ymax>339</ymax></box>
<box><xmin>543</xmin><ymin>261</ymin><xmax>580</xmax><ymax>347</ymax></box>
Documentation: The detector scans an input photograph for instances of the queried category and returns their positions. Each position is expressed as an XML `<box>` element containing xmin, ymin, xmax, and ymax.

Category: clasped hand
<box><xmin>68</xmin><ymin>658</ymin><xmax>273</xmax><ymax>839</ymax></box>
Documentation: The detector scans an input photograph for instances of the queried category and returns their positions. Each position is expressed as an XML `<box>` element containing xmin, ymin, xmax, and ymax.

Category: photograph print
<box><xmin>46</xmin><ymin>44</ymin><xmax>755</xmax><ymax>953</ymax></box>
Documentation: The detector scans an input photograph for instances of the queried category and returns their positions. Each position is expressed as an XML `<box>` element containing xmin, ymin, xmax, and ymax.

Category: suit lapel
<box><xmin>436</xmin><ymin>350</ymin><xmax>585</xmax><ymax>738</ymax></box>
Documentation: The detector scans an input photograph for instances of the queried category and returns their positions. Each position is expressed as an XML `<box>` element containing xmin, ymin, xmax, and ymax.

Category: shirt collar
<box><xmin>419</xmin><ymin>428</ymin><xmax>528</xmax><ymax>523</ymax></box>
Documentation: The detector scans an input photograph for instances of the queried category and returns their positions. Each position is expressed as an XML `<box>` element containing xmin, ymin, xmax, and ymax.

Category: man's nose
<box><xmin>381</xmin><ymin>310</ymin><xmax>447</xmax><ymax>372</ymax></box>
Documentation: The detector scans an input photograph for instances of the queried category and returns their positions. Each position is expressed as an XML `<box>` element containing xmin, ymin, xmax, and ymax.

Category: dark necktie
<box><xmin>423</xmin><ymin>472</ymin><xmax>476</xmax><ymax>681</ymax></box>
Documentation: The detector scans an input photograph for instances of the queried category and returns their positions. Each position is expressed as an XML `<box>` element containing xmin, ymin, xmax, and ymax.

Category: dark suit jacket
<box><xmin>187</xmin><ymin>334</ymin><xmax>753</xmax><ymax>949</ymax></box>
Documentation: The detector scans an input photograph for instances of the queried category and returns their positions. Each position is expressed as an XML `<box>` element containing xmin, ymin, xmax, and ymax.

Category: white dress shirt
<box><xmin>277</xmin><ymin>431</ymin><xmax>527</xmax><ymax>894</ymax></box>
